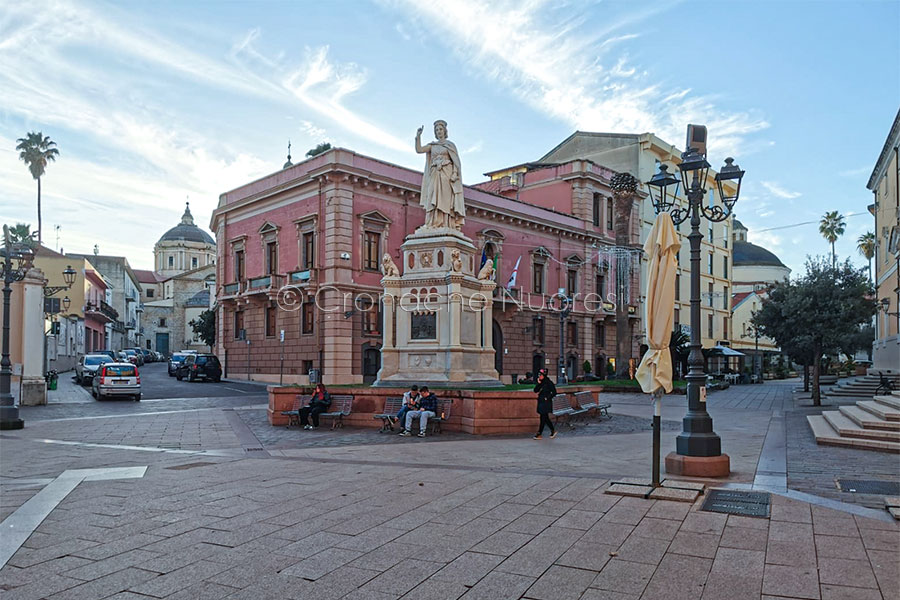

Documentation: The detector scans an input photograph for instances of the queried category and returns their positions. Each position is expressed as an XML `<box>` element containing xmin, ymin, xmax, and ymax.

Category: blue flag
<box><xmin>480</xmin><ymin>248</ymin><xmax>487</xmax><ymax>268</ymax></box>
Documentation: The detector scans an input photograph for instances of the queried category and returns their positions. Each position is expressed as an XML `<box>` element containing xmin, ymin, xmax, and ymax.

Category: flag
<box><xmin>480</xmin><ymin>248</ymin><xmax>487</xmax><ymax>268</ymax></box>
<box><xmin>507</xmin><ymin>256</ymin><xmax>521</xmax><ymax>289</ymax></box>
<box><xmin>492</xmin><ymin>255</ymin><xmax>498</xmax><ymax>280</ymax></box>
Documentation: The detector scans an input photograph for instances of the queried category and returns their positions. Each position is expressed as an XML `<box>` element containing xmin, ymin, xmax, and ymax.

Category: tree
<box><xmin>305</xmin><ymin>142</ymin><xmax>332</xmax><ymax>158</ymax></box>
<box><xmin>857</xmin><ymin>231</ymin><xmax>875</xmax><ymax>283</ymax></box>
<box><xmin>752</xmin><ymin>256</ymin><xmax>876</xmax><ymax>405</ymax></box>
<box><xmin>6</xmin><ymin>223</ymin><xmax>35</xmax><ymax>248</ymax></box>
<box><xmin>818</xmin><ymin>211</ymin><xmax>845</xmax><ymax>269</ymax></box>
<box><xmin>15</xmin><ymin>132</ymin><xmax>59</xmax><ymax>243</ymax></box>
<box><xmin>189</xmin><ymin>309</ymin><xmax>216</xmax><ymax>351</ymax></box>
<box><xmin>610</xmin><ymin>172</ymin><xmax>638</xmax><ymax>379</ymax></box>
<box><xmin>841</xmin><ymin>323</ymin><xmax>875</xmax><ymax>362</ymax></box>
<box><xmin>669</xmin><ymin>327</ymin><xmax>689</xmax><ymax>379</ymax></box>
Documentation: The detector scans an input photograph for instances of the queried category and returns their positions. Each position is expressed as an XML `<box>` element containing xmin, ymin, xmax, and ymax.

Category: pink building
<box><xmin>83</xmin><ymin>268</ymin><xmax>111</xmax><ymax>353</ymax></box>
<box><xmin>211</xmin><ymin>148</ymin><xmax>642</xmax><ymax>385</ymax></box>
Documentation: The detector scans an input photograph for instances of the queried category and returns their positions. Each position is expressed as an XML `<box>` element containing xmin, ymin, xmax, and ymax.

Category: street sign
<box><xmin>279</xmin><ymin>329</ymin><xmax>285</xmax><ymax>342</ymax></box>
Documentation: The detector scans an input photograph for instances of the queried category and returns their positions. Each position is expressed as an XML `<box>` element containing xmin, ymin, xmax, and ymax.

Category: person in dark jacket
<box><xmin>300</xmin><ymin>383</ymin><xmax>331</xmax><ymax>430</ymax></box>
<box><xmin>400</xmin><ymin>386</ymin><xmax>439</xmax><ymax>437</ymax></box>
<box><xmin>533</xmin><ymin>369</ymin><xmax>557</xmax><ymax>439</ymax></box>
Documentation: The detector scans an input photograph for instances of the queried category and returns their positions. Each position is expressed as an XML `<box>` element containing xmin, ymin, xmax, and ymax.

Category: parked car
<box><xmin>128</xmin><ymin>348</ymin><xmax>145</xmax><ymax>366</ymax></box>
<box><xmin>92</xmin><ymin>362</ymin><xmax>141</xmax><ymax>401</ymax></box>
<box><xmin>121</xmin><ymin>349</ymin><xmax>140</xmax><ymax>366</ymax></box>
<box><xmin>153</xmin><ymin>351</ymin><xmax>165</xmax><ymax>362</ymax></box>
<box><xmin>75</xmin><ymin>354</ymin><xmax>111</xmax><ymax>385</ymax></box>
<box><xmin>93</xmin><ymin>350</ymin><xmax>117</xmax><ymax>362</ymax></box>
<box><xmin>140</xmin><ymin>349</ymin><xmax>154</xmax><ymax>363</ymax></box>
<box><xmin>168</xmin><ymin>352</ymin><xmax>191</xmax><ymax>377</ymax></box>
<box><xmin>176</xmin><ymin>354</ymin><xmax>222</xmax><ymax>382</ymax></box>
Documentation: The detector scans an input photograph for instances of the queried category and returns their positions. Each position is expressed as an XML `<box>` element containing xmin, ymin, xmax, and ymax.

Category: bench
<box><xmin>573</xmin><ymin>390</ymin><xmax>611</xmax><ymax>420</ymax></box>
<box><xmin>551</xmin><ymin>393</ymin><xmax>574</xmax><ymax>426</ymax></box>
<box><xmin>374</xmin><ymin>397</ymin><xmax>405</xmax><ymax>432</ymax></box>
<box><xmin>401</xmin><ymin>399</ymin><xmax>452</xmax><ymax>435</ymax></box>
<box><xmin>280</xmin><ymin>394</ymin><xmax>311</xmax><ymax>428</ymax></box>
<box><xmin>319</xmin><ymin>394</ymin><xmax>353</xmax><ymax>429</ymax></box>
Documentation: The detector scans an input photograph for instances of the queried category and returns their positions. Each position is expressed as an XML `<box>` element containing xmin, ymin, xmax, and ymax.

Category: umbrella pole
<box><xmin>652</xmin><ymin>389</ymin><xmax>662</xmax><ymax>488</ymax></box>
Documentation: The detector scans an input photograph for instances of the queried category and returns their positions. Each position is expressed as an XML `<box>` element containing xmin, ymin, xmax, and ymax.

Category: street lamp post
<box><xmin>555</xmin><ymin>290</ymin><xmax>573</xmax><ymax>385</ymax></box>
<box><xmin>1</xmin><ymin>225</ymin><xmax>36</xmax><ymax>430</ymax></box>
<box><xmin>645</xmin><ymin>124</ymin><xmax>745</xmax><ymax>476</ymax></box>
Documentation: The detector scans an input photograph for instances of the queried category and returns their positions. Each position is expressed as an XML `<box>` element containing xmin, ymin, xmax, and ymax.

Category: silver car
<box><xmin>92</xmin><ymin>362</ymin><xmax>141</xmax><ymax>401</ymax></box>
<box><xmin>75</xmin><ymin>354</ymin><xmax>110</xmax><ymax>385</ymax></box>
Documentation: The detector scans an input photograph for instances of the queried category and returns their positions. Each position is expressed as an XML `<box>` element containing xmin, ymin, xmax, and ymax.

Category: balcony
<box><xmin>245</xmin><ymin>273</ymin><xmax>284</xmax><ymax>296</ymax></box>
<box><xmin>222</xmin><ymin>282</ymin><xmax>242</xmax><ymax>297</ymax></box>
<box><xmin>125</xmin><ymin>319</ymin><xmax>136</xmax><ymax>330</ymax></box>
<box><xmin>85</xmin><ymin>300</ymin><xmax>119</xmax><ymax>323</ymax></box>
<box><xmin>125</xmin><ymin>291</ymin><xmax>137</xmax><ymax>303</ymax></box>
<box><xmin>135</xmin><ymin>303</ymin><xmax>144</xmax><ymax>312</ymax></box>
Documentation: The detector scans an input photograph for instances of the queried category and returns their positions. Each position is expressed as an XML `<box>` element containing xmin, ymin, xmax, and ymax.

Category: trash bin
<box><xmin>46</xmin><ymin>371</ymin><xmax>58</xmax><ymax>390</ymax></box>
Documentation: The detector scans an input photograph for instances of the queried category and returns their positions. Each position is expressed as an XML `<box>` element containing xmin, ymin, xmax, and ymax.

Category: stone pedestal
<box><xmin>665</xmin><ymin>452</ymin><xmax>731</xmax><ymax>477</ymax></box>
<box><xmin>20</xmin><ymin>377</ymin><xmax>47</xmax><ymax>406</ymax></box>
<box><xmin>375</xmin><ymin>228</ymin><xmax>501</xmax><ymax>388</ymax></box>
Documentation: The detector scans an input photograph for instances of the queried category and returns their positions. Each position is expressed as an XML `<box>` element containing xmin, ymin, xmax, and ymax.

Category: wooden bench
<box><xmin>551</xmin><ymin>393</ymin><xmax>574</xmax><ymax>426</ymax></box>
<box><xmin>401</xmin><ymin>399</ymin><xmax>452</xmax><ymax>435</ymax></box>
<box><xmin>374</xmin><ymin>396</ymin><xmax>404</xmax><ymax>432</ymax></box>
<box><xmin>319</xmin><ymin>394</ymin><xmax>353</xmax><ymax>429</ymax></box>
<box><xmin>280</xmin><ymin>394</ymin><xmax>311</xmax><ymax>428</ymax></box>
<box><xmin>573</xmin><ymin>390</ymin><xmax>611</xmax><ymax>420</ymax></box>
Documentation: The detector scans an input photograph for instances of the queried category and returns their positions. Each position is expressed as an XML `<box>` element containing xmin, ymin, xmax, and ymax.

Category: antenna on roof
<box><xmin>93</xmin><ymin>244</ymin><xmax>99</xmax><ymax>256</ymax></box>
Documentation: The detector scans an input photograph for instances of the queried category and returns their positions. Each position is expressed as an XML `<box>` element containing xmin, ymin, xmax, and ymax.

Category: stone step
<box><xmin>807</xmin><ymin>415</ymin><xmax>900</xmax><ymax>453</ymax></box>
<box><xmin>875</xmin><ymin>395</ymin><xmax>900</xmax><ymax>409</ymax></box>
<box><xmin>839</xmin><ymin>405</ymin><xmax>900</xmax><ymax>431</ymax></box>
<box><xmin>892</xmin><ymin>390</ymin><xmax>900</xmax><ymax>399</ymax></box>
<box><xmin>823</xmin><ymin>411</ymin><xmax>900</xmax><ymax>442</ymax></box>
<box><xmin>858</xmin><ymin>400</ymin><xmax>900</xmax><ymax>422</ymax></box>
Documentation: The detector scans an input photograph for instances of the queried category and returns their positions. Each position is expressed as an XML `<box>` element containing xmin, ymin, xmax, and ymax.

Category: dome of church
<box><xmin>733</xmin><ymin>240</ymin><xmax>785</xmax><ymax>267</ymax></box>
<box><xmin>157</xmin><ymin>203</ymin><xmax>214</xmax><ymax>245</ymax></box>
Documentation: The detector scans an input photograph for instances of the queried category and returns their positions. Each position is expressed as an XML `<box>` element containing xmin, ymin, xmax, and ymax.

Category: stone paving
<box><xmin>1</xmin><ymin>377</ymin><xmax>898</xmax><ymax>599</ymax></box>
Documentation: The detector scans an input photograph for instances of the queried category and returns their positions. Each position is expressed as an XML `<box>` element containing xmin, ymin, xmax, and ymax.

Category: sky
<box><xmin>1</xmin><ymin>0</ymin><xmax>898</xmax><ymax>273</ymax></box>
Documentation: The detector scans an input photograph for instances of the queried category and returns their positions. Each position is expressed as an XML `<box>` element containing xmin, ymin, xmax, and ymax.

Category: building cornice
<box><xmin>867</xmin><ymin>108</ymin><xmax>900</xmax><ymax>190</ymax></box>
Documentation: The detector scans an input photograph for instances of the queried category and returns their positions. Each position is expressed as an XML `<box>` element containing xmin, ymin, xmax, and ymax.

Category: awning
<box><xmin>708</xmin><ymin>345</ymin><xmax>746</xmax><ymax>357</ymax></box>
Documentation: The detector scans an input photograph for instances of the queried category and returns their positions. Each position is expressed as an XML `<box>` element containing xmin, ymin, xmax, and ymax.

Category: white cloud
<box><xmin>838</xmin><ymin>166</ymin><xmax>870</xmax><ymax>178</ymax></box>
<box><xmin>761</xmin><ymin>181</ymin><xmax>802</xmax><ymax>199</ymax></box>
<box><xmin>387</xmin><ymin>0</ymin><xmax>769</xmax><ymax>160</ymax></box>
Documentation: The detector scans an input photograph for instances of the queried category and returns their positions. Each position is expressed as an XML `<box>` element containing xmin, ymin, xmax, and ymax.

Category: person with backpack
<box><xmin>533</xmin><ymin>369</ymin><xmax>557</xmax><ymax>440</ymax></box>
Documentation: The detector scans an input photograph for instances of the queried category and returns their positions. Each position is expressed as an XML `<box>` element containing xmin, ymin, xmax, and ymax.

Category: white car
<box><xmin>75</xmin><ymin>354</ymin><xmax>110</xmax><ymax>385</ymax></box>
<box><xmin>92</xmin><ymin>362</ymin><xmax>141</xmax><ymax>401</ymax></box>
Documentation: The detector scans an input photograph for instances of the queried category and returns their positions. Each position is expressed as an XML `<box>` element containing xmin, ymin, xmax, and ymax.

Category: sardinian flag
<box><xmin>507</xmin><ymin>255</ymin><xmax>521</xmax><ymax>289</ymax></box>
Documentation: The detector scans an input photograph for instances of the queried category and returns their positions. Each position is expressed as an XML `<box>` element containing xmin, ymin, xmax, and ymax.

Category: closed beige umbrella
<box><xmin>636</xmin><ymin>212</ymin><xmax>680</xmax><ymax>394</ymax></box>
<box><xmin>635</xmin><ymin>212</ymin><xmax>680</xmax><ymax>488</ymax></box>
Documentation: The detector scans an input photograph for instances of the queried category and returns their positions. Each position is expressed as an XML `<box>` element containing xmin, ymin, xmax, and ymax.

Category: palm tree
<box><xmin>610</xmin><ymin>172</ymin><xmax>638</xmax><ymax>379</ymax></box>
<box><xmin>857</xmin><ymin>231</ymin><xmax>875</xmax><ymax>284</ymax></box>
<box><xmin>818</xmin><ymin>211</ymin><xmax>845</xmax><ymax>268</ymax></box>
<box><xmin>15</xmin><ymin>132</ymin><xmax>60</xmax><ymax>243</ymax></box>
<box><xmin>6</xmin><ymin>223</ymin><xmax>35</xmax><ymax>248</ymax></box>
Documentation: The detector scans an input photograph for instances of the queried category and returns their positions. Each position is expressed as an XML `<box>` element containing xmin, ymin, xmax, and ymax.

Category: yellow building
<box><xmin>867</xmin><ymin>109</ymin><xmax>900</xmax><ymax>371</ymax></box>
<box><xmin>536</xmin><ymin>131</ymin><xmax>737</xmax><ymax>352</ymax></box>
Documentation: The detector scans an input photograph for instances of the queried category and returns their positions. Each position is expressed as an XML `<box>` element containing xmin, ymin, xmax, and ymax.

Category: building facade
<box><xmin>534</xmin><ymin>132</ymin><xmax>737</xmax><ymax>349</ymax></box>
<box><xmin>210</xmin><ymin>148</ymin><xmax>641</xmax><ymax>385</ymax></box>
<box><xmin>67</xmin><ymin>253</ymin><xmax>142</xmax><ymax>350</ymax></box>
<box><xmin>153</xmin><ymin>203</ymin><xmax>217</xmax><ymax>278</ymax></box>
<box><xmin>867</xmin><ymin>108</ymin><xmax>900</xmax><ymax>372</ymax></box>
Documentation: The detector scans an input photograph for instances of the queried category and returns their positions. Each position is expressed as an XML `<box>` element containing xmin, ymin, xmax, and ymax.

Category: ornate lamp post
<box><xmin>645</xmin><ymin>125</ymin><xmax>745</xmax><ymax>476</ymax></box>
<box><xmin>554</xmin><ymin>290</ymin><xmax>573</xmax><ymax>384</ymax></box>
<box><xmin>1</xmin><ymin>225</ymin><xmax>36</xmax><ymax>430</ymax></box>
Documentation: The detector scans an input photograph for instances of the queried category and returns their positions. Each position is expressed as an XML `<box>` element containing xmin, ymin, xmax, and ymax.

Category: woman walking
<box><xmin>533</xmin><ymin>368</ymin><xmax>557</xmax><ymax>440</ymax></box>
<box><xmin>300</xmin><ymin>383</ymin><xmax>332</xmax><ymax>430</ymax></box>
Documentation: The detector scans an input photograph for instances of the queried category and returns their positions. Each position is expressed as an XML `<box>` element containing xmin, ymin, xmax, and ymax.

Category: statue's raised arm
<box><xmin>417</xmin><ymin>120</ymin><xmax>465</xmax><ymax>231</ymax></box>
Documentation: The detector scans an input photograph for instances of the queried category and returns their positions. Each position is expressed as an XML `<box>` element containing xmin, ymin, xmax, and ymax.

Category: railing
<box><xmin>289</xmin><ymin>269</ymin><xmax>312</xmax><ymax>283</ymax></box>
<box><xmin>99</xmin><ymin>299</ymin><xmax>119</xmax><ymax>321</ymax></box>
<box><xmin>125</xmin><ymin>291</ymin><xmax>137</xmax><ymax>303</ymax></box>
<box><xmin>125</xmin><ymin>319</ymin><xmax>136</xmax><ymax>329</ymax></box>
<box><xmin>246</xmin><ymin>274</ymin><xmax>284</xmax><ymax>293</ymax></box>
<box><xmin>135</xmin><ymin>302</ymin><xmax>144</xmax><ymax>312</ymax></box>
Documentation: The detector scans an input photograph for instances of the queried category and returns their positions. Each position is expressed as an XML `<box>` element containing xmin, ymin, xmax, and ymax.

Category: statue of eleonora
<box><xmin>416</xmin><ymin>120</ymin><xmax>465</xmax><ymax>230</ymax></box>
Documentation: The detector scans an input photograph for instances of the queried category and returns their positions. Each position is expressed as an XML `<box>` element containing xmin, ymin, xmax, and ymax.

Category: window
<box><xmin>234</xmin><ymin>311</ymin><xmax>244</xmax><ymax>339</ymax></box>
<box><xmin>675</xmin><ymin>274</ymin><xmax>681</xmax><ymax>301</ymax></box>
<box><xmin>723</xmin><ymin>226</ymin><xmax>728</xmax><ymax>248</ymax></box>
<box><xmin>707</xmin><ymin>314</ymin><xmax>714</xmax><ymax>338</ymax></box>
<box><xmin>723</xmin><ymin>286</ymin><xmax>729</xmax><ymax>310</ymax></box>
<box><xmin>567</xmin><ymin>269</ymin><xmax>578</xmax><ymax>296</ymax></box>
<box><xmin>302</xmin><ymin>360</ymin><xmax>313</xmax><ymax>374</ymax></box>
<box><xmin>146</xmin><ymin>340</ymin><xmax>151</xmax><ymax>349</ymax></box>
<box><xmin>168</xmin><ymin>255</ymin><xmax>174</xmax><ymax>268</ymax></box>
<box><xmin>361</xmin><ymin>299</ymin><xmax>381</xmax><ymax>336</ymax></box>
<box><xmin>532</xmin><ymin>261</ymin><xmax>545</xmax><ymax>294</ymax></box>
<box><xmin>146</xmin><ymin>289</ymin><xmax>154</xmax><ymax>298</ymax></box>
<box><xmin>708</xmin><ymin>252</ymin><xmax>713</xmax><ymax>275</ymax></box>
<box><xmin>364</xmin><ymin>231</ymin><xmax>381</xmax><ymax>271</ymax></box>
<box><xmin>235</xmin><ymin>249</ymin><xmax>245</xmax><ymax>281</ymax></box>
<box><xmin>596</xmin><ymin>272</ymin><xmax>605</xmax><ymax>300</ymax></box>
<box><xmin>302</xmin><ymin>302</ymin><xmax>315</xmax><ymax>334</ymax></box>
<box><xmin>606</xmin><ymin>198</ymin><xmax>614</xmax><ymax>230</ymax></box>
<box><xmin>566</xmin><ymin>321</ymin><xmax>578</xmax><ymax>346</ymax></box>
<box><xmin>723</xmin><ymin>255</ymin><xmax>728</xmax><ymax>279</ymax></box>
<box><xmin>266</xmin><ymin>242</ymin><xmax>278</xmax><ymax>275</ymax></box>
<box><xmin>708</xmin><ymin>224</ymin><xmax>714</xmax><ymax>243</ymax></box>
<box><xmin>723</xmin><ymin>316</ymin><xmax>729</xmax><ymax>339</ymax></box>
<box><xmin>192</xmin><ymin>257</ymin><xmax>198</xmax><ymax>269</ymax></box>
<box><xmin>595</xmin><ymin>322</ymin><xmax>605</xmax><ymax>348</ymax></box>
<box><xmin>708</xmin><ymin>283</ymin><xmax>714</xmax><ymax>307</ymax></box>
<box><xmin>159</xmin><ymin>317</ymin><xmax>167</xmax><ymax>327</ymax></box>
<box><xmin>302</xmin><ymin>232</ymin><xmax>315</xmax><ymax>270</ymax></box>
<box><xmin>266</xmin><ymin>304</ymin><xmax>277</xmax><ymax>337</ymax></box>
<box><xmin>532</xmin><ymin>317</ymin><xmax>545</xmax><ymax>345</ymax></box>
<box><xmin>674</xmin><ymin>307</ymin><xmax>680</xmax><ymax>327</ymax></box>
<box><xmin>592</xmin><ymin>193</ymin><xmax>601</xmax><ymax>227</ymax></box>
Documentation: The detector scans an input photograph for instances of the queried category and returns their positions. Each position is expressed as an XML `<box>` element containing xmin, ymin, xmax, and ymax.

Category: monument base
<box><xmin>665</xmin><ymin>452</ymin><xmax>731</xmax><ymax>477</ymax></box>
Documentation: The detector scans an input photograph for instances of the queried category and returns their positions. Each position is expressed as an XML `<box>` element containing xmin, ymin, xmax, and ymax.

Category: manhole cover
<box><xmin>701</xmin><ymin>489</ymin><xmax>770</xmax><ymax>518</ymax></box>
<box><xmin>165</xmin><ymin>462</ymin><xmax>217</xmax><ymax>470</ymax></box>
<box><xmin>838</xmin><ymin>479</ymin><xmax>900</xmax><ymax>495</ymax></box>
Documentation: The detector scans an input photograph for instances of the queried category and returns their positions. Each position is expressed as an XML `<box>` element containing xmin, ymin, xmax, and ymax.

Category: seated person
<box><xmin>395</xmin><ymin>385</ymin><xmax>419</xmax><ymax>425</ymax></box>
<box><xmin>399</xmin><ymin>386</ymin><xmax>438</xmax><ymax>437</ymax></box>
<box><xmin>518</xmin><ymin>372</ymin><xmax>534</xmax><ymax>384</ymax></box>
<box><xmin>299</xmin><ymin>383</ymin><xmax>331</xmax><ymax>430</ymax></box>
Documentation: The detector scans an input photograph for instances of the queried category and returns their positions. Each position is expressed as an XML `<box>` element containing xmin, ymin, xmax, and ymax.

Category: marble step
<box><xmin>877</xmin><ymin>394</ymin><xmax>900</xmax><ymax>409</ymax></box>
<box><xmin>823</xmin><ymin>411</ymin><xmax>900</xmax><ymax>442</ymax></box>
<box><xmin>839</xmin><ymin>405</ymin><xmax>900</xmax><ymax>431</ymax></box>
<box><xmin>858</xmin><ymin>400</ymin><xmax>900</xmax><ymax>422</ymax></box>
<box><xmin>807</xmin><ymin>415</ymin><xmax>900</xmax><ymax>453</ymax></box>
